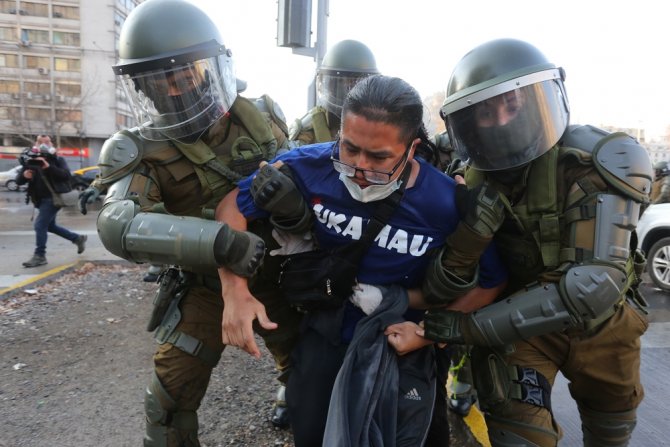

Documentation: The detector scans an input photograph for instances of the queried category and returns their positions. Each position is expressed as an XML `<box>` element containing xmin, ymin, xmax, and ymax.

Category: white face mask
<box><xmin>339</xmin><ymin>173</ymin><xmax>401</xmax><ymax>203</ymax></box>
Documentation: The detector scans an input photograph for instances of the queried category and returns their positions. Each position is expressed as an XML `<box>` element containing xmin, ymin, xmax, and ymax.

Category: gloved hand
<box><xmin>251</xmin><ymin>162</ymin><xmax>311</xmax><ymax>230</ymax></box>
<box><xmin>442</xmin><ymin>182</ymin><xmax>505</xmax><ymax>279</ymax></box>
<box><xmin>423</xmin><ymin>309</ymin><xmax>482</xmax><ymax>345</ymax></box>
<box><xmin>78</xmin><ymin>186</ymin><xmax>101</xmax><ymax>215</ymax></box>
<box><xmin>213</xmin><ymin>224</ymin><xmax>266</xmax><ymax>277</ymax></box>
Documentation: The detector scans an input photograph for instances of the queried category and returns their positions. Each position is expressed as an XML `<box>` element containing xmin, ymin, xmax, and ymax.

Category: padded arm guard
<box><xmin>425</xmin><ymin>263</ymin><xmax>626</xmax><ymax>346</ymax></box>
<box><xmin>426</xmin><ymin>191</ymin><xmax>639</xmax><ymax>345</ymax></box>
<box><xmin>97</xmin><ymin>129</ymin><xmax>143</xmax><ymax>186</ymax></box>
<box><xmin>422</xmin><ymin>247</ymin><xmax>479</xmax><ymax>305</ymax></box>
<box><xmin>476</xmin><ymin>263</ymin><xmax>625</xmax><ymax>345</ymax></box>
<box><xmin>97</xmin><ymin>199</ymin><xmax>264</xmax><ymax>277</ymax></box>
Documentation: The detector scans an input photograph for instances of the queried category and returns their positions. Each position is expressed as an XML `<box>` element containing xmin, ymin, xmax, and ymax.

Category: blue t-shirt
<box><xmin>237</xmin><ymin>142</ymin><xmax>507</xmax><ymax>338</ymax></box>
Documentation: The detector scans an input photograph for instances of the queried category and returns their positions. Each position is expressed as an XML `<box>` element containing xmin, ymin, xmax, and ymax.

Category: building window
<box><xmin>0</xmin><ymin>1</ymin><xmax>16</xmax><ymax>14</ymax></box>
<box><xmin>54</xmin><ymin>57</ymin><xmax>80</xmax><ymax>71</ymax></box>
<box><xmin>0</xmin><ymin>80</ymin><xmax>21</xmax><ymax>94</ymax></box>
<box><xmin>25</xmin><ymin>82</ymin><xmax>51</xmax><ymax>94</ymax></box>
<box><xmin>57</xmin><ymin>108</ymin><xmax>82</xmax><ymax>122</ymax></box>
<box><xmin>55</xmin><ymin>82</ymin><xmax>81</xmax><ymax>96</ymax></box>
<box><xmin>52</xmin><ymin>5</ymin><xmax>79</xmax><ymax>19</ymax></box>
<box><xmin>0</xmin><ymin>26</ymin><xmax>15</xmax><ymax>40</ymax></box>
<box><xmin>24</xmin><ymin>55</ymin><xmax>50</xmax><ymax>69</ymax></box>
<box><xmin>0</xmin><ymin>53</ymin><xmax>19</xmax><ymax>67</ymax></box>
<box><xmin>21</xmin><ymin>28</ymin><xmax>50</xmax><ymax>44</ymax></box>
<box><xmin>53</xmin><ymin>31</ymin><xmax>80</xmax><ymax>46</ymax></box>
<box><xmin>0</xmin><ymin>106</ymin><xmax>21</xmax><ymax>120</ymax></box>
<box><xmin>27</xmin><ymin>107</ymin><xmax>52</xmax><ymax>120</ymax></box>
<box><xmin>19</xmin><ymin>2</ymin><xmax>48</xmax><ymax>17</ymax></box>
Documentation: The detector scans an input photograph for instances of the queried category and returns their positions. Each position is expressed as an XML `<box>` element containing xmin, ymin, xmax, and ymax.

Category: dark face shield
<box><xmin>118</xmin><ymin>55</ymin><xmax>237</xmax><ymax>143</ymax></box>
<box><xmin>442</xmin><ymin>70</ymin><xmax>569</xmax><ymax>171</ymax></box>
<box><xmin>317</xmin><ymin>71</ymin><xmax>368</xmax><ymax>116</ymax></box>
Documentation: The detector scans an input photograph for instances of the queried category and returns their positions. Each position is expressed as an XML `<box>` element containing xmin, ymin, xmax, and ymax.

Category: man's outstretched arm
<box><xmin>216</xmin><ymin>188</ymin><xmax>277</xmax><ymax>358</ymax></box>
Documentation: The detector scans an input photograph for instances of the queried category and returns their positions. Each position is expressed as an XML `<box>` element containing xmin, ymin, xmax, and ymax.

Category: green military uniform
<box><xmin>651</xmin><ymin>161</ymin><xmax>670</xmax><ymax>204</ymax></box>
<box><xmin>290</xmin><ymin>39</ymin><xmax>379</xmax><ymax>146</ymax></box>
<box><xmin>427</xmin><ymin>39</ymin><xmax>652</xmax><ymax>447</ymax></box>
<box><xmin>289</xmin><ymin>105</ymin><xmax>340</xmax><ymax>146</ymax></box>
<box><xmin>100</xmin><ymin>97</ymin><xmax>302</xmax><ymax>447</ymax></box>
<box><xmin>92</xmin><ymin>1</ymin><xmax>302</xmax><ymax>445</ymax></box>
<box><xmin>462</xmin><ymin>136</ymin><xmax>649</xmax><ymax>446</ymax></box>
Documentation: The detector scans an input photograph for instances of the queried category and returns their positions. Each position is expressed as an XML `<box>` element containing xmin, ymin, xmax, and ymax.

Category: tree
<box><xmin>423</xmin><ymin>90</ymin><xmax>447</xmax><ymax>137</ymax></box>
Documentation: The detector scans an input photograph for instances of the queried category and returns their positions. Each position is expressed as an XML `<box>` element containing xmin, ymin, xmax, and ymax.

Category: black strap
<box><xmin>512</xmin><ymin>366</ymin><xmax>552</xmax><ymax>412</ymax></box>
<box><xmin>346</xmin><ymin>165</ymin><xmax>412</xmax><ymax>258</ymax></box>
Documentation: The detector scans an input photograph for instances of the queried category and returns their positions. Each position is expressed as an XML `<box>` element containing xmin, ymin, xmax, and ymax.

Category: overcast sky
<box><xmin>190</xmin><ymin>0</ymin><xmax>669</xmax><ymax>141</ymax></box>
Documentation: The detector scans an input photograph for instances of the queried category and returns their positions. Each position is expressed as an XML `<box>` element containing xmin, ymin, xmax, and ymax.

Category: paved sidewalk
<box><xmin>0</xmin><ymin>193</ymin><xmax>124</xmax><ymax>295</ymax></box>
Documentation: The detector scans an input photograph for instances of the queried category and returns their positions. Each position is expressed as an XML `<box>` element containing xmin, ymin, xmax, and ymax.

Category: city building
<box><xmin>0</xmin><ymin>0</ymin><xmax>142</xmax><ymax>170</ymax></box>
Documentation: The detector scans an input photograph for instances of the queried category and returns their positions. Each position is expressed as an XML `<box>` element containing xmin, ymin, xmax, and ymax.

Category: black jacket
<box><xmin>324</xmin><ymin>285</ymin><xmax>436</xmax><ymax>447</ymax></box>
<box><xmin>17</xmin><ymin>155</ymin><xmax>72</xmax><ymax>205</ymax></box>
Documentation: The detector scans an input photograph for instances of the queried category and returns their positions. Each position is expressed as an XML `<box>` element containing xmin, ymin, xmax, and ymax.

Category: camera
<box><xmin>19</xmin><ymin>145</ymin><xmax>51</xmax><ymax>168</ymax></box>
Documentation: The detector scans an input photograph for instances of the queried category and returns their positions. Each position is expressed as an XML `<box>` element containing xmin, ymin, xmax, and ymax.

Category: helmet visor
<box><xmin>118</xmin><ymin>55</ymin><xmax>237</xmax><ymax>143</ymax></box>
<box><xmin>317</xmin><ymin>71</ymin><xmax>367</xmax><ymax>116</ymax></box>
<box><xmin>445</xmin><ymin>78</ymin><xmax>569</xmax><ymax>171</ymax></box>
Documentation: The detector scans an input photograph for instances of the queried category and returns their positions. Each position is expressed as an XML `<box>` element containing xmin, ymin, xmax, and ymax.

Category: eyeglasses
<box><xmin>330</xmin><ymin>138</ymin><xmax>411</xmax><ymax>185</ymax></box>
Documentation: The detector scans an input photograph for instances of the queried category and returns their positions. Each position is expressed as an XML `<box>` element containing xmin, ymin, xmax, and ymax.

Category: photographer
<box><xmin>17</xmin><ymin>135</ymin><xmax>87</xmax><ymax>268</ymax></box>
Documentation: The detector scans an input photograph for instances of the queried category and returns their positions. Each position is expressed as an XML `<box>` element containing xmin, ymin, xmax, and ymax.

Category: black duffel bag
<box><xmin>278</xmin><ymin>245</ymin><xmax>362</xmax><ymax>312</ymax></box>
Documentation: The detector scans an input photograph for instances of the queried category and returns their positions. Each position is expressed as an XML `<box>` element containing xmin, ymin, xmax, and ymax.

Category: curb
<box><xmin>464</xmin><ymin>405</ymin><xmax>490</xmax><ymax>446</ymax></box>
<box><xmin>0</xmin><ymin>259</ymin><xmax>132</xmax><ymax>299</ymax></box>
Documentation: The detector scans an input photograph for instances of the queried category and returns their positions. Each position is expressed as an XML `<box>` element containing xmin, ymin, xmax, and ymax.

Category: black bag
<box><xmin>278</xmin><ymin>166</ymin><xmax>411</xmax><ymax>312</ymax></box>
<box><xmin>42</xmin><ymin>174</ymin><xmax>68</xmax><ymax>208</ymax></box>
<box><xmin>278</xmin><ymin>246</ymin><xmax>363</xmax><ymax>312</ymax></box>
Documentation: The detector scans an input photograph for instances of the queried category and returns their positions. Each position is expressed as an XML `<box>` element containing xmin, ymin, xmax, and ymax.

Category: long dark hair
<box><xmin>342</xmin><ymin>74</ymin><xmax>436</xmax><ymax>161</ymax></box>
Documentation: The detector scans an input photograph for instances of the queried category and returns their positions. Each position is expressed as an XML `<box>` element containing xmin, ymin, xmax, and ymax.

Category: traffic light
<box><xmin>277</xmin><ymin>0</ymin><xmax>311</xmax><ymax>48</ymax></box>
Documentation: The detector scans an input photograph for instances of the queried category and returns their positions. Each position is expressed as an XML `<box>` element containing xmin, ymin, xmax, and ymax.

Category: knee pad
<box><xmin>486</xmin><ymin>414</ymin><xmax>559</xmax><ymax>447</ymax></box>
<box><xmin>144</xmin><ymin>372</ymin><xmax>199</xmax><ymax>447</ymax></box>
<box><xmin>145</xmin><ymin>371</ymin><xmax>177</xmax><ymax>425</ymax></box>
<box><xmin>578</xmin><ymin>404</ymin><xmax>637</xmax><ymax>447</ymax></box>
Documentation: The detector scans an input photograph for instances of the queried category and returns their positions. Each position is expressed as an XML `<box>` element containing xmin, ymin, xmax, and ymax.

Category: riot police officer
<box><xmin>89</xmin><ymin>1</ymin><xmax>301</xmax><ymax>445</ymax></box>
<box><xmin>289</xmin><ymin>39</ymin><xmax>379</xmax><ymax>146</ymax></box>
<box><xmin>424</xmin><ymin>39</ymin><xmax>651</xmax><ymax>446</ymax></box>
<box><xmin>651</xmin><ymin>160</ymin><xmax>670</xmax><ymax>203</ymax></box>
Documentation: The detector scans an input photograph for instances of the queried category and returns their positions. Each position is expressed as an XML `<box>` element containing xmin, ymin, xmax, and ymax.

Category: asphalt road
<box><xmin>1</xmin><ymin>189</ymin><xmax>667</xmax><ymax>446</ymax></box>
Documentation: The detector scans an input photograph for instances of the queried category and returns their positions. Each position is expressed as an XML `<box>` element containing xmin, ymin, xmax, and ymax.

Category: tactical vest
<box><xmin>650</xmin><ymin>176</ymin><xmax>670</xmax><ymax>203</ymax></box>
<box><xmin>465</xmin><ymin>141</ymin><xmax>636</xmax><ymax>295</ymax></box>
<box><xmin>290</xmin><ymin>106</ymin><xmax>339</xmax><ymax>144</ymax></box>
<box><xmin>169</xmin><ymin>95</ymin><xmax>285</xmax><ymax>217</ymax></box>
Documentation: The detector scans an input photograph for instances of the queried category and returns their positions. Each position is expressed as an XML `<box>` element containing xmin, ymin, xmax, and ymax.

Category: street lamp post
<box><xmin>78</xmin><ymin>131</ymin><xmax>86</xmax><ymax>169</ymax></box>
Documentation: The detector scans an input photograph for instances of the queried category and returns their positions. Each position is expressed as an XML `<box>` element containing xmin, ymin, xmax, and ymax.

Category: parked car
<box><xmin>0</xmin><ymin>165</ymin><xmax>26</xmax><ymax>192</ymax></box>
<box><xmin>637</xmin><ymin>203</ymin><xmax>670</xmax><ymax>291</ymax></box>
<box><xmin>70</xmin><ymin>166</ymin><xmax>100</xmax><ymax>192</ymax></box>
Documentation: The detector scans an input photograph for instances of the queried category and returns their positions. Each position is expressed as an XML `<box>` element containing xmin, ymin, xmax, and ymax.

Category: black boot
<box><xmin>447</xmin><ymin>393</ymin><xmax>477</xmax><ymax>417</ymax></box>
<box><xmin>22</xmin><ymin>254</ymin><xmax>47</xmax><ymax>268</ymax></box>
<box><xmin>270</xmin><ymin>385</ymin><xmax>290</xmax><ymax>429</ymax></box>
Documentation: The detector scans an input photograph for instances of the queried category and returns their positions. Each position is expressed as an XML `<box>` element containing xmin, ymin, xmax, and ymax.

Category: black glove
<box><xmin>78</xmin><ymin>186</ymin><xmax>101</xmax><ymax>215</ymax></box>
<box><xmin>251</xmin><ymin>163</ymin><xmax>312</xmax><ymax>233</ymax></box>
<box><xmin>251</xmin><ymin>163</ymin><xmax>307</xmax><ymax>219</ymax></box>
<box><xmin>454</xmin><ymin>181</ymin><xmax>505</xmax><ymax>238</ymax></box>
<box><xmin>213</xmin><ymin>224</ymin><xmax>265</xmax><ymax>277</ymax></box>
<box><xmin>442</xmin><ymin>182</ymin><xmax>505</xmax><ymax>278</ymax></box>
<box><xmin>423</xmin><ymin>309</ymin><xmax>491</xmax><ymax>346</ymax></box>
<box><xmin>423</xmin><ymin>310</ymin><xmax>467</xmax><ymax>344</ymax></box>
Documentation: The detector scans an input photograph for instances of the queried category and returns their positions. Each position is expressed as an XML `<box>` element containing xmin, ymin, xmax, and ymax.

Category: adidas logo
<box><xmin>404</xmin><ymin>388</ymin><xmax>421</xmax><ymax>401</ymax></box>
